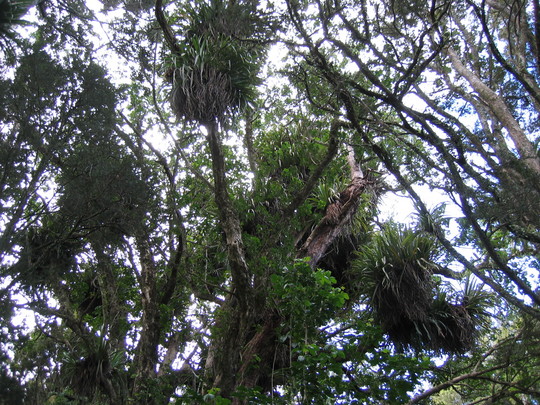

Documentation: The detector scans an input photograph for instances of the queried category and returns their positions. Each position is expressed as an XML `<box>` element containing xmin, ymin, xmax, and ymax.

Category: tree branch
<box><xmin>446</xmin><ymin>47</ymin><xmax>540</xmax><ymax>176</ymax></box>
<box><xmin>206</xmin><ymin>122</ymin><xmax>250</xmax><ymax>296</ymax></box>
<box><xmin>155</xmin><ymin>0</ymin><xmax>181</xmax><ymax>54</ymax></box>
<box><xmin>298</xmin><ymin>146</ymin><xmax>375</xmax><ymax>267</ymax></box>
<box><xmin>408</xmin><ymin>364</ymin><xmax>509</xmax><ymax>404</ymax></box>
<box><xmin>284</xmin><ymin>119</ymin><xmax>340</xmax><ymax>217</ymax></box>
<box><xmin>467</xmin><ymin>0</ymin><xmax>540</xmax><ymax>108</ymax></box>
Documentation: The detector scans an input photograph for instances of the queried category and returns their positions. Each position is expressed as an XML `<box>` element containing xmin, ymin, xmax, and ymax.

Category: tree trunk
<box><xmin>131</xmin><ymin>237</ymin><xmax>162</xmax><ymax>404</ymax></box>
<box><xmin>203</xmin><ymin>121</ymin><xmax>255</xmax><ymax>398</ymax></box>
<box><xmin>218</xmin><ymin>148</ymin><xmax>375</xmax><ymax>403</ymax></box>
<box><xmin>92</xmin><ymin>245</ymin><xmax>126</xmax><ymax>350</ymax></box>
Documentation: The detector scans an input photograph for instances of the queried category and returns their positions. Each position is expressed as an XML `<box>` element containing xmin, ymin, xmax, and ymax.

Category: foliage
<box><xmin>426</xmin><ymin>311</ymin><xmax>540</xmax><ymax>404</ymax></box>
<box><xmin>167</xmin><ymin>0</ymin><xmax>271</xmax><ymax>124</ymax></box>
<box><xmin>0</xmin><ymin>0</ymin><xmax>539</xmax><ymax>404</ymax></box>
<box><xmin>354</xmin><ymin>225</ymin><xmax>492</xmax><ymax>353</ymax></box>
<box><xmin>0</xmin><ymin>355</ymin><xmax>24</xmax><ymax>405</ymax></box>
<box><xmin>271</xmin><ymin>258</ymin><xmax>349</xmax><ymax>335</ymax></box>
<box><xmin>60</xmin><ymin>332</ymin><xmax>127</xmax><ymax>402</ymax></box>
<box><xmin>0</xmin><ymin>0</ymin><xmax>35</xmax><ymax>38</ymax></box>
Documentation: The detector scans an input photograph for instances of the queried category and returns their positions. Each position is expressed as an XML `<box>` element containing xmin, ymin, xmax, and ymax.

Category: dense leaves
<box><xmin>0</xmin><ymin>0</ymin><xmax>538</xmax><ymax>404</ymax></box>
<box><xmin>0</xmin><ymin>0</ymin><xmax>35</xmax><ymax>43</ymax></box>
<box><xmin>164</xmin><ymin>0</ymin><xmax>271</xmax><ymax>124</ymax></box>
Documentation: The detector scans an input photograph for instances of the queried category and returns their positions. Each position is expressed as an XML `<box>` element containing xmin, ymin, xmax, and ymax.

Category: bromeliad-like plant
<box><xmin>354</xmin><ymin>225</ymin><xmax>437</xmax><ymax>340</ymax></box>
<box><xmin>354</xmin><ymin>224</ymin><xmax>491</xmax><ymax>353</ymax></box>
<box><xmin>161</xmin><ymin>0</ymin><xmax>270</xmax><ymax>125</ymax></box>
<box><xmin>169</xmin><ymin>33</ymin><xmax>260</xmax><ymax>124</ymax></box>
<box><xmin>61</xmin><ymin>333</ymin><xmax>126</xmax><ymax>402</ymax></box>
<box><xmin>0</xmin><ymin>0</ymin><xmax>35</xmax><ymax>41</ymax></box>
<box><xmin>428</xmin><ymin>276</ymin><xmax>493</xmax><ymax>353</ymax></box>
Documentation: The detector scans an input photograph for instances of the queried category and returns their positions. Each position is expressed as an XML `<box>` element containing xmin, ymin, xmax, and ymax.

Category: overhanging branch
<box><xmin>155</xmin><ymin>0</ymin><xmax>181</xmax><ymax>54</ymax></box>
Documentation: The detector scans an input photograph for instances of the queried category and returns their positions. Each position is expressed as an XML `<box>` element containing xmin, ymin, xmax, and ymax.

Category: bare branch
<box><xmin>408</xmin><ymin>364</ymin><xmax>509</xmax><ymax>404</ymax></box>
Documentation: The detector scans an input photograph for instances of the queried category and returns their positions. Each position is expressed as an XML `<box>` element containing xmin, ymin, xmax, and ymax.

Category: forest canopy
<box><xmin>0</xmin><ymin>0</ymin><xmax>539</xmax><ymax>403</ymax></box>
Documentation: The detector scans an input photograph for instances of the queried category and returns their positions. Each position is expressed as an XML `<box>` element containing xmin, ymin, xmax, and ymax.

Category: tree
<box><xmin>0</xmin><ymin>0</ymin><xmax>538</xmax><ymax>403</ymax></box>
<box><xmin>284</xmin><ymin>0</ymin><xmax>539</xmax><ymax>400</ymax></box>
<box><xmin>285</xmin><ymin>0</ymin><xmax>539</xmax><ymax>314</ymax></box>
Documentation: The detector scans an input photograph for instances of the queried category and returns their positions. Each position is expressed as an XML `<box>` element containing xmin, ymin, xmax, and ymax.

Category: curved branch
<box><xmin>407</xmin><ymin>364</ymin><xmax>509</xmax><ymax>404</ymax></box>
<box><xmin>446</xmin><ymin>47</ymin><xmax>540</xmax><ymax>176</ymax></box>
<box><xmin>467</xmin><ymin>0</ymin><xmax>540</xmax><ymax>108</ymax></box>
<box><xmin>155</xmin><ymin>0</ymin><xmax>181</xmax><ymax>54</ymax></box>
<box><xmin>284</xmin><ymin>119</ymin><xmax>340</xmax><ymax>217</ymax></box>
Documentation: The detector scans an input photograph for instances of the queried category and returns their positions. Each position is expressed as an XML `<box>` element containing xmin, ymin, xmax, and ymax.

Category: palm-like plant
<box><xmin>165</xmin><ymin>0</ymin><xmax>269</xmax><ymax>125</ymax></box>
<box><xmin>0</xmin><ymin>0</ymin><xmax>35</xmax><ymax>37</ymax></box>
<box><xmin>354</xmin><ymin>225</ymin><xmax>491</xmax><ymax>353</ymax></box>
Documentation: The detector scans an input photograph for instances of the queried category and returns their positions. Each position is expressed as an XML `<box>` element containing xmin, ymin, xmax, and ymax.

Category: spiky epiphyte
<box><xmin>354</xmin><ymin>225</ymin><xmax>492</xmax><ymax>353</ymax></box>
<box><xmin>0</xmin><ymin>0</ymin><xmax>35</xmax><ymax>36</ymax></box>
<box><xmin>355</xmin><ymin>225</ymin><xmax>437</xmax><ymax>332</ymax></box>
<box><xmin>166</xmin><ymin>0</ymin><xmax>272</xmax><ymax>124</ymax></box>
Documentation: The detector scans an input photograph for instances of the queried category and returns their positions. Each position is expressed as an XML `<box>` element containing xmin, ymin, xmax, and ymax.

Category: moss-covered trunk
<box><xmin>203</xmin><ymin>132</ymin><xmax>373</xmax><ymax>401</ymax></box>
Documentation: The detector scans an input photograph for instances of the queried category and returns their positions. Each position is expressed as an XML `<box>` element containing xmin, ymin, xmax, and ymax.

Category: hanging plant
<box><xmin>427</xmin><ymin>278</ymin><xmax>492</xmax><ymax>353</ymax></box>
<box><xmin>162</xmin><ymin>0</ymin><xmax>271</xmax><ymax>124</ymax></box>
<box><xmin>354</xmin><ymin>225</ymin><xmax>491</xmax><ymax>353</ymax></box>
<box><xmin>168</xmin><ymin>34</ymin><xmax>260</xmax><ymax>124</ymax></box>
<box><xmin>354</xmin><ymin>225</ymin><xmax>437</xmax><ymax>335</ymax></box>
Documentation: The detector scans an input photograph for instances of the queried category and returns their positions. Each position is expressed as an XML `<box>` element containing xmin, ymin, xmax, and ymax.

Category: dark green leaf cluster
<box><xmin>271</xmin><ymin>258</ymin><xmax>349</xmax><ymax>331</ymax></box>
<box><xmin>57</xmin><ymin>140</ymin><xmax>155</xmax><ymax>244</ymax></box>
<box><xmin>60</xmin><ymin>333</ymin><xmax>127</xmax><ymax>402</ymax></box>
<box><xmin>170</xmin><ymin>34</ymin><xmax>261</xmax><ymax>123</ymax></box>
<box><xmin>0</xmin><ymin>0</ymin><xmax>35</xmax><ymax>38</ymax></box>
<box><xmin>168</xmin><ymin>0</ymin><xmax>272</xmax><ymax>124</ymax></box>
<box><xmin>354</xmin><ymin>225</ymin><xmax>491</xmax><ymax>353</ymax></box>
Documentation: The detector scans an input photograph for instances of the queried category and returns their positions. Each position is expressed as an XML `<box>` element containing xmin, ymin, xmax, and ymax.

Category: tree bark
<box><xmin>447</xmin><ymin>47</ymin><xmax>540</xmax><ymax>176</ymax></box>
<box><xmin>155</xmin><ymin>0</ymin><xmax>181</xmax><ymax>54</ymax></box>
<box><xmin>92</xmin><ymin>246</ymin><xmax>126</xmax><ymax>350</ymax></box>
<box><xmin>203</xmin><ymin>121</ymin><xmax>255</xmax><ymax>398</ymax></box>
<box><xmin>298</xmin><ymin>146</ymin><xmax>371</xmax><ymax>266</ymax></box>
<box><xmin>132</xmin><ymin>237</ymin><xmax>162</xmax><ymax>404</ymax></box>
<box><xmin>206</xmin><ymin>121</ymin><xmax>251</xmax><ymax>295</ymax></box>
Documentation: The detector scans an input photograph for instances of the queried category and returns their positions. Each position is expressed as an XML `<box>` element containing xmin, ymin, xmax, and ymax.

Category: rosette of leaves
<box><xmin>427</xmin><ymin>278</ymin><xmax>492</xmax><ymax>353</ymax></box>
<box><xmin>182</xmin><ymin>0</ymin><xmax>273</xmax><ymax>41</ymax></box>
<box><xmin>354</xmin><ymin>225</ymin><xmax>437</xmax><ymax>347</ymax></box>
<box><xmin>167</xmin><ymin>0</ymin><xmax>269</xmax><ymax>124</ymax></box>
<box><xmin>0</xmin><ymin>0</ymin><xmax>35</xmax><ymax>37</ymax></box>
<box><xmin>170</xmin><ymin>35</ymin><xmax>259</xmax><ymax>124</ymax></box>
<box><xmin>354</xmin><ymin>225</ymin><xmax>491</xmax><ymax>353</ymax></box>
<box><xmin>61</xmin><ymin>334</ymin><xmax>126</xmax><ymax>402</ymax></box>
